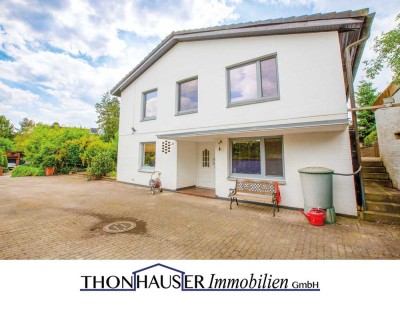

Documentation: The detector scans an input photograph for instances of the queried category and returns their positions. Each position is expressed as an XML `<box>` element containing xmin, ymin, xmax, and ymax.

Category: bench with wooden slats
<box><xmin>228</xmin><ymin>179</ymin><xmax>279</xmax><ymax>216</ymax></box>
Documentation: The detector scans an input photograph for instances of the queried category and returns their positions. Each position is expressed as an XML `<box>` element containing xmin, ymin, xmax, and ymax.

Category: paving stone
<box><xmin>0</xmin><ymin>174</ymin><xmax>400</xmax><ymax>259</ymax></box>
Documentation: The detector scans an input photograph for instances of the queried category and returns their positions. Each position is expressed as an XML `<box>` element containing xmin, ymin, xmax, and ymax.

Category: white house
<box><xmin>111</xmin><ymin>9</ymin><xmax>374</xmax><ymax>216</ymax></box>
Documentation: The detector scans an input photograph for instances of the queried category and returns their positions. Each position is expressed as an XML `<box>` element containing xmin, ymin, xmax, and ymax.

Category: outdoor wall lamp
<box><xmin>217</xmin><ymin>139</ymin><xmax>222</xmax><ymax>151</ymax></box>
<box><xmin>131</xmin><ymin>127</ymin><xmax>136</xmax><ymax>134</ymax></box>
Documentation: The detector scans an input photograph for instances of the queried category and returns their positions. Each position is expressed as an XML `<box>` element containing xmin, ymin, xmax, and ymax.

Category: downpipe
<box><xmin>345</xmin><ymin>35</ymin><xmax>370</xmax><ymax>211</ymax></box>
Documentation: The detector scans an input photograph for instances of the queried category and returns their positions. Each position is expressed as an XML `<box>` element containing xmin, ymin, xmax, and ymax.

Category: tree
<box><xmin>95</xmin><ymin>92</ymin><xmax>120</xmax><ymax>142</ymax></box>
<box><xmin>355</xmin><ymin>80</ymin><xmax>378</xmax><ymax>142</ymax></box>
<box><xmin>365</xmin><ymin>14</ymin><xmax>400</xmax><ymax>84</ymax></box>
<box><xmin>0</xmin><ymin>137</ymin><xmax>14</xmax><ymax>151</ymax></box>
<box><xmin>0</xmin><ymin>115</ymin><xmax>15</xmax><ymax>139</ymax></box>
<box><xmin>18</xmin><ymin>118</ymin><xmax>35</xmax><ymax>133</ymax></box>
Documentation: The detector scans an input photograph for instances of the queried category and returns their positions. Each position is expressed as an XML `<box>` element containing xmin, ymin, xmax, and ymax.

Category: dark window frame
<box><xmin>141</xmin><ymin>88</ymin><xmax>158</xmax><ymax>121</ymax></box>
<box><xmin>226</xmin><ymin>53</ymin><xmax>280</xmax><ymax>108</ymax></box>
<box><xmin>229</xmin><ymin>136</ymin><xmax>284</xmax><ymax>179</ymax></box>
<box><xmin>176</xmin><ymin>76</ymin><xmax>199</xmax><ymax>116</ymax></box>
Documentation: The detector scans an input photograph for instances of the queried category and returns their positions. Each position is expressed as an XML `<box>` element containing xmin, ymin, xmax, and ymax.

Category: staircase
<box><xmin>361</xmin><ymin>157</ymin><xmax>400</xmax><ymax>224</ymax></box>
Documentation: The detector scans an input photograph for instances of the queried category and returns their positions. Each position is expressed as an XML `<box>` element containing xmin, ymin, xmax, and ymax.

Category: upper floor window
<box><xmin>177</xmin><ymin>77</ymin><xmax>198</xmax><ymax>115</ymax></box>
<box><xmin>227</xmin><ymin>55</ymin><xmax>279</xmax><ymax>106</ymax></box>
<box><xmin>142</xmin><ymin>89</ymin><xmax>157</xmax><ymax>121</ymax></box>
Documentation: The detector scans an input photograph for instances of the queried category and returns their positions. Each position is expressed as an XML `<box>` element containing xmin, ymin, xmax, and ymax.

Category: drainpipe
<box><xmin>345</xmin><ymin>35</ymin><xmax>370</xmax><ymax>211</ymax></box>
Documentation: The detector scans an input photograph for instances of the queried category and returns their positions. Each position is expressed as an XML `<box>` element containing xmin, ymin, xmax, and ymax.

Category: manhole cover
<box><xmin>103</xmin><ymin>221</ymin><xmax>136</xmax><ymax>233</ymax></box>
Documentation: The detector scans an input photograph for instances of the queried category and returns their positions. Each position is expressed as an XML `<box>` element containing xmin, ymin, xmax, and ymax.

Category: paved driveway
<box><xmin>0</xmin><ymin>174</ymin><xmax>399</xmax><ymax>259</ymax></box>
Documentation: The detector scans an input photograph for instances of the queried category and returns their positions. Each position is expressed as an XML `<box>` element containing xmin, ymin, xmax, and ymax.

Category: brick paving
<box><xmin>0</xmin><ymin>174</ymin><xmax>399</xmax><ymax>259</ymax></box>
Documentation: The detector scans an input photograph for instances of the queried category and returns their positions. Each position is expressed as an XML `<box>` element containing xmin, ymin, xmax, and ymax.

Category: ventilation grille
<box><xmin>162</xmin><ymin>140</ymin><xmax>172</xmax><ymax>154</ymax></box>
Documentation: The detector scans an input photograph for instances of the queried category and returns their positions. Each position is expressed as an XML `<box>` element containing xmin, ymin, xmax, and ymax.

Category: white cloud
<box><xmin>0</xmin><ymin>0</ymin><xmax>398</xmax><ymax>128</ymax></box>
<box><xmin>0</xmin><ymin>0</ymin><xmax>239</xmax><ymax>127</ymax></box>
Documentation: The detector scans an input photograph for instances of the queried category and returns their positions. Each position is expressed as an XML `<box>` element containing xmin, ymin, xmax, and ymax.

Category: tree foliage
<box><xmin>0</xmin><ymin>115</ymin><xmax>15</xmax><ymax>139</ymax></box>
<box><xmin>23</xmin><ymin>124</ymin><xmax>92</xmax><ymax>170</ymax></box>
<box><xmin>365</xmin><ymin>14</ymin><xmax>400</xmax><ymax>84</ymax></box>
<box><xmin>18</xmin><ymin>118</ymin><xmax>35</xmax><ymax>133</ymax></box>
<box><xmin>0</xmin><ymin>137</ymin><xmax>14</xmax><ymax>152</ymax></box>
<box><xmin>0</xmin><ymin>148</ymin><xmax>8</xmax><ymax>172</ymax></box>
<box><xmin>355</xmin><ymin>80</ymin><xmax>378</xmax><ymax>142</ymax></box>
<box><xmin>95</xmin><ymin>92</ymin><xmax>120</xmax><ymax>142</ymax></box>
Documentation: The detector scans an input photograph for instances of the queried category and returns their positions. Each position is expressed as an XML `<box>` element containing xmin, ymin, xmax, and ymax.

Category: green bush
<box><xmin>81</xmin><ymin>137</ymin><xmax>117</xmax><ymax>167</ymax></box>
<box><xmin>364</xmin><ymin>130</ymin><xmax>377</xmax><ymax>147</ymax></box>
<box><xmin>0</xmin><ymin>148</ymin><xmax>8</xmax><ymax>173</ymax></box>
<box><xmin>11</xmin><ymin>165</ymin><xmax>45</xmax><ymax>177</ymax></box>
<box><xmin>87</xmin><ymin>151</ymin><xmax>115</xmax><ymax>180</ymax></box>
<box><xmin>0</xmin><ymin>137</ymin><xmax>14</xmax><ymax>152</ymax></box>
<box><xmin>24</xmin><ymin>124</ymin><xmax>91</xmax><ymax>170</ymax></box>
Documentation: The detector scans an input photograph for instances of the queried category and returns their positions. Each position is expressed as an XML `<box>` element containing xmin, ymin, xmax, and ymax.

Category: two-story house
<box><xmin>111</xmin><ymin>9</ymin><xmax>374</xmax><ymax>216</ymax></box>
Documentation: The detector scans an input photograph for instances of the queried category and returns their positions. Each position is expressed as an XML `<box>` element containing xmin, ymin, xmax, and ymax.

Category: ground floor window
<box><xmin>231</xmin><ymin>137</ymin><xmax>283</xmax><ymax>178</ymax></box>
<box><xmin>141</xmin><ymin>142</ymin><xmax>156</xmax><ymax>168</ymax></box>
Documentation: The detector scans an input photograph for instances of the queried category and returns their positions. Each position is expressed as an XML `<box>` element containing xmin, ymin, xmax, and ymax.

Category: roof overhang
<box><xmin>111</xmin><ymin>9</ymin><xmax>374</xmax><ymax>97</ymax></box>
<box><xmin>157</xmin><ymin>118</ymin><xmax>349</xmax><ymax>141</ymax></box>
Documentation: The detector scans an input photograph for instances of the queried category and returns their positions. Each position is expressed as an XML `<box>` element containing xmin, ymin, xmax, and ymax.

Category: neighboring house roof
<box><xmin>111</xmin><ymin>8</ymin><xmax>374</xmax><ymax>97</ymax></box>
<box><xmin>373</xmin><ymin>83</ymin><xmax>400</xmax><ymax>106</ymax></box>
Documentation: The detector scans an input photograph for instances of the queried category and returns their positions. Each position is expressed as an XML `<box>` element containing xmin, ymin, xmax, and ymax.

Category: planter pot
<box><xmin>0</xmin><ymin>167</ymin><xmax>3</xmax><ymax>176</ymax></box>
<box><xmin>45</xmin><ymin>167</ymin><xmax>55</xmax><ymax>176</ymax></box>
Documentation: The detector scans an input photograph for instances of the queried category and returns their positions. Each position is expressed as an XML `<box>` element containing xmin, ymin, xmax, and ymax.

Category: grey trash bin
<box><xmin>298</xmin><ymin>167</ymin><xmax>336</xmax><ymax>224</ymax></box>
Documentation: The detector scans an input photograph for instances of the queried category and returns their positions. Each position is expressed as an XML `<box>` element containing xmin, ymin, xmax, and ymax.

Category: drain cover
<box><xmin>103</xmin><ymin>221</ymin><xmax>136</xmax><ymax>233</ymax></box>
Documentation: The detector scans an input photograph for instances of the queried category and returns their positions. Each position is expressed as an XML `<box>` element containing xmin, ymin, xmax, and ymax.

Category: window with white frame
<box><xmin>141</xmin><ymin>142</ymin><xmax>156</xmax><ymax>169</ymax></box>
<box><xmin>227</xmin><ymin>55</ymin><xmax>279</xmax><ymax>105</ymax></box>
<box><xmin>142</xmin><ymin>89</ymin><xmax>157</xmax><ymax>120</ymax></box>
<box><xmin>177</xmin><ymin>77</ymin><xmax>198</xmax><ymax>114</ymax></box>
<box><xmin>231</xmin><ymin>137</ymin><xmax>283</xmax><ymax>178</ymax></box>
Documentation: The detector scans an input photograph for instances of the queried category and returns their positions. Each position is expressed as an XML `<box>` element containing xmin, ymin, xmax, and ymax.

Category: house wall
<box><xmin>118</xmin><ymin>31</ymin><xmax>347</xmax><ymax>139</ymax></box>
<box><xmin>176</xmin><ymin>141</ymin><xmax>197</xmax><ymax>189</ymax></box>
<box><xmin>375</xmin><ymin>89</ymin><xmax>400</xmax><ymax>189</ymax></box>
<box><xmin>215</xmin><ymin>129</ymin><xmax>357</xmax><ymax>216</ymax></box>
<box><xmin>117</xmin><ymin>132</ymin><xmax>178</xmax><ymax>190</ymax></box>
<box><xmin>117</xmin><ymin>30</ymin><xmax>357</xmax><ymax>215</ymax></box>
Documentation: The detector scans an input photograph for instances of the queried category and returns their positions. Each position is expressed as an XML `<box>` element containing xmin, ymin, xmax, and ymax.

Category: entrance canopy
<box><xmin>157</xmin><ymin>118</ymin><xmax>349</xmax><ymax>141</ymax></box>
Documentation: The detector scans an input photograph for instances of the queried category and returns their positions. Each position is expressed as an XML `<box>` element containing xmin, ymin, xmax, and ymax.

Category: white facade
<box><xmin>116</xmin><ymin>31</ymin><xmax>357</xmax><ymax>216</ymax></box>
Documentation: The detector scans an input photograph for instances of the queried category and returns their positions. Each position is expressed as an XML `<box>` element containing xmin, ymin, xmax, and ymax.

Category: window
<box><xmin>177</xmin><ymin>77</ymin><xmax>198</xmax><ymax>114</ymax></box>
<box><xmin>141</xmin><ymin>142</ymin><xmax>156</xmax><ymax>169</ymax></box>
<box><xmin>142</xmin><ymin>89</ymin><xmax>157</xmax><ymax>120</ymax></box>
<box><xmin>230</xmin><ymin>137</ymin><xmax>283</xmax><ymax>178</ymax></box>
<box><xmin>227</xmin><ymin>55</ymin><xmax>279</xmax><ymax>105</ymax></box>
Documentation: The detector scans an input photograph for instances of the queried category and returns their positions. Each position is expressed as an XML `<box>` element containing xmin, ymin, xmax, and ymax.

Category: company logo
<box><xmin>80</xmin><ymin>263</ymin><xmax>320</xmax><ymax>292</ymax></box>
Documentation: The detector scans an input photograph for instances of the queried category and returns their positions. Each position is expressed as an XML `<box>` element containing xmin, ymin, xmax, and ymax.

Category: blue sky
<box><xmin>0</xmin><ymin>0</ymin><xmax>399</xmax><ymax>128</ymax></box>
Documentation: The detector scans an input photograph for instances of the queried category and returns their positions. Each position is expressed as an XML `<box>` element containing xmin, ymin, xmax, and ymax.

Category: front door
<box><xmin>197</xmin><ymin>143</ymin><xmax>215</xmax><ymax>188</ymax></box>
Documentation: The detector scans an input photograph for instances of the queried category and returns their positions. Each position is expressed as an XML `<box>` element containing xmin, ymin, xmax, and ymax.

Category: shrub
<box><xmin>57</xmin><ymin>166</ymin><xmax>72</xmax><ymax>174</ymax></box>
<box><xmin>87</xmin><ymin>151</ymin><xmax>115</xmax><ymax>180</ymax></box>
<box><xmin>11</xmin><ymin>165</ymin><xmax>45</xmax><ymax>177</ymax></box>
<box><xmin>0</xmin><ymin>148</ymin><xmax>8</xmax><ymax>173</ymax></box>
<box><xmin>0</xmin><ymin>137</ymin><xmax>14</xmax><ymax>152</ymax></box>
<box><xmin>364</xmin><ymin>130</ymin><xmax>377</xmax><ymax>147</ymax></box>
<box><xmin>81</xmin><ymin>137</ymin><xmax>116</xmax><ymax>167</ymax></box>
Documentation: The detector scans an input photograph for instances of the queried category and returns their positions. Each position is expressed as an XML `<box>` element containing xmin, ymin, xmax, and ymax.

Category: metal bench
<box><xmin>229</xmin><ymin>179</ymin><xmax>280</xmax><ymax>216</ymax></box>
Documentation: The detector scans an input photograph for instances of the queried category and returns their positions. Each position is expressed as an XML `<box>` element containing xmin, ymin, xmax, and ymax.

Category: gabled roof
<box><xmin>111</xmin><ymin>9</ymin><xmax>374</xmax><ymax>97</ymax></box>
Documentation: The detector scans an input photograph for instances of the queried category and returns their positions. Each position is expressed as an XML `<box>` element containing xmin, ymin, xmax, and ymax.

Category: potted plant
<box><xmin>42</xmin><ymin>155</ymin><xmax>56</xmax><ymax>176</ymax></box>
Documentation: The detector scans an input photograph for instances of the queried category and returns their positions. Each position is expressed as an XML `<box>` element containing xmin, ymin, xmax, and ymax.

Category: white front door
<box><xmin>197</xmin><ymin>143</ymin><xmax>215</xmax><ymax>188</ymax></box>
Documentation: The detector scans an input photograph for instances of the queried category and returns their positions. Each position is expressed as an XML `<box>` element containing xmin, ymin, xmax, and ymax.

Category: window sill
<box><xmin>141</xmin><ymin>117</ymin><xmax>156</xmax><ymax>122</ymax></box>
<box><xmin>227</xmin><ymin>176</ymin><xmax>286</xmax><ymax>184</ymax></box>
<box><xmin>176</xmin><ymin>109</ymin><xmax>198</xmax><ymax>116</ymax></box>
<box><xmin>227</xmin><ymin>96</ymin><xmax>280</xmax><ymax>108</ymax></box>
<box><xmin>138</xmin><ymin>168</ymin><xmax>155</xmax><ymax>173</ymax></box>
